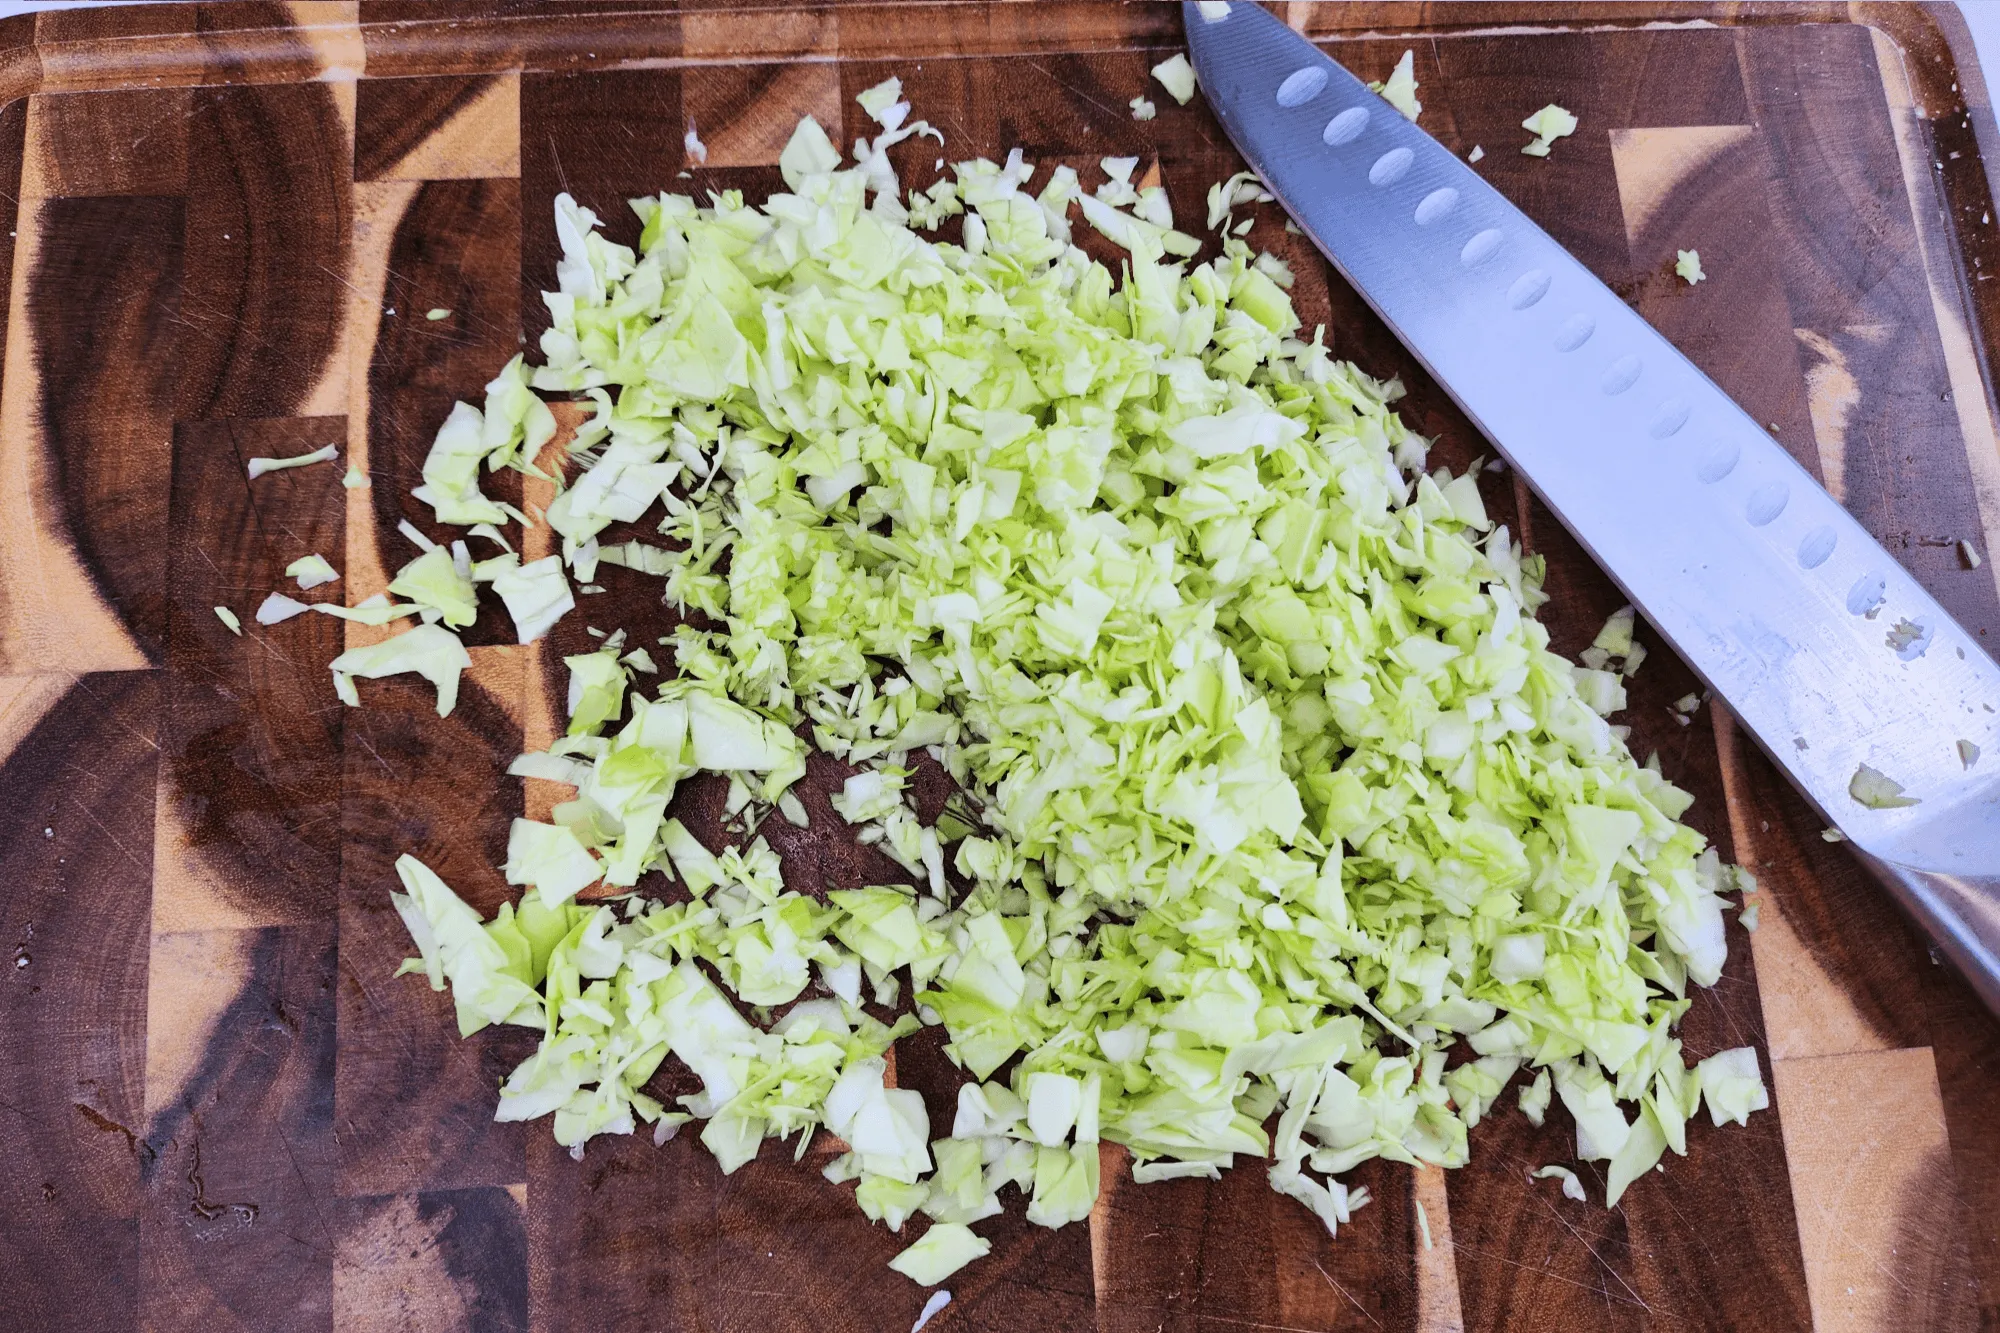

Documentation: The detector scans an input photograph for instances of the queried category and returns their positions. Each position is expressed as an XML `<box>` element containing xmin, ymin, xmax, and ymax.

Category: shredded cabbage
<box><xmin>1675</xmin><ymin>249</ymin><xmax>1705</xmax><ymax>285</ymax></box>
<box><xmin>1129</xmin><ymin>96</ymin><xmax>1157</xmax><ymax>122</ymax></box>
<box><xmin>1521</xmin><ymin>104</ymin><xmax>1578</xmax><ymax>158</ymax></box>
<box><xmin>1533</xmin><ymin>1163</ymin><xmax>1586</xmax><ymax>1201</ymax></box>
<box><xmin>214</xmin><ymin>605</ymin><xmax>242</xmax><ymax>635</ymax></box>
<box><xmin>246</xmin><ymin>443</ymin><xmax>337</xmax><ymax>479</ymax></box>
<box><xmin>257</xmin><ymin>592</ymin><xmax>311</xmax><ymax>625</ymax></box>
<box><xmin>287</xmin><ymin>554</ymin><xmax>340</xmax><ymax>589</ymax></box>
<box><xmin>381</xmin><ymin>111</ymin><xmax>1770</xmax><ymax>1286</ymax></box>
<box><xmin>328</xmin><ymin>623</ymin><xmax>471</xmax><ymax>716</ymax></box>
<box><xmin>889</xmin><ymin>1223</ymin><xmax>990</xmax><ymax>1286</ymax></box>
<box><xmin>1849</xmin><ymin>762</ymin><xmax>1919</xmax><ymax>809</ymax></box>
<box><xmin>1151</xmin><ymin>53</ymin><xmax>1198</xmax><ymax>106</ymax></box>
<box><xmin>1368</xmin><ymin>51</ymin><xmax>1421</xmax><ymax>123</ymax></box>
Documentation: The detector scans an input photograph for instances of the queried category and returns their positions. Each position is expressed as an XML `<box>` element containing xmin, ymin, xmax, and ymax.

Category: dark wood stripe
<box><xmin>355</xmin><ymin>74</ymin><xmax>500</xmax><ymax>183</ymax></box>
<box><xmin>526</xmin><ymin>1128</ymin><xmax>923</xmax><ymax>1333</ymax></box>
<box><xmin>1429</xmin><ymin>33</ymin><xmax>1636</xmax><ymax>285</ymax></box>
<box><xmin>139</xmin><ymin>923</ymin><xmax>339</xmax><ymax>1332</ymax></box>
<box><xmin>0</xmin><ymin>94</ymin><xmax>24</xmax><ymax>405</ymax></box>
<box><xmin>1624</xmin><ymin>128</ymin><xmax>1820</xmax><ymax>477</ymax></box>
<box><xmin>1926</xmin><ymin>963</ymin><xmax>2000</xmax><ymax>1332</ymax></box>
<box><xmin>34</xmin><ymin>4</ymin><xmax>195</xmax><ymax>44</ymax></box>
<box><xmin>520</xmin><ymin>67</ymin><xmax>685</xmax><ymax>349</ymax></box>
<box><xmin>178</xmin><ymin>82</ymin><xmax>348</xmax><ymax>421</ymax></box>
<box><xmin>33</xmin><ymin>193</ymin><xmax>184</xmax><ymax>666</ymax></box>
<box><xmin>0</xmin><ymin>671</ymin><xmax>157</xmax><ymax>1332</ymax></box>
<box><xmin>335</xmin><ymin>669</ymin><xmax>532</xmax><ymax>1199</ymax></box>
<box><xmin>30</xmin><ymin>87</ymin><xmax>188</xmax><ymax>197</ymax></box>
<box><xmin>367</xmin><ymin>177</ymin><xmax>523</xmax><ymax>644</ymax></box>
<box><xmin>163</xmin><ymin>416</ymin><xmax>347</xmax><ymax>927</ymax></box>
<box><xmin>1741</xmin><ymin>22</ymin><xmax>2000</xmax><ymax>641</ymax></box>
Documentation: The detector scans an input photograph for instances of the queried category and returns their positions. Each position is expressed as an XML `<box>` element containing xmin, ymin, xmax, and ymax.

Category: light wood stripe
<box><xmin>373</xmin><ymin>75</ymin><xmax>520</xmax><ymax>183</ymax></box>
<box><xmin>1772</xmin><ymin>1045</ymin><xmax>1968</xmax><ymax>1332</ymax></box>
<box><xmin>1713</xmin><ymin>707</ymin><xmax>1894</xmax><ymax>1061</ymax></box>
<box><xmin>1412</xmin><ymin>1163</ymin><xmax>1466</xmax><ymax>1333</ymax></box>
<box><xmin>342</xmin><ymin>179</ymin><xmax>419</xmax><ymax>650</ymax></box>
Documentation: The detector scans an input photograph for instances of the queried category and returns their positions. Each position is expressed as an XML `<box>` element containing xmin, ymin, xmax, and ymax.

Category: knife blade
<box><xmin>1185</xmin><ymin>0</ymin><xmax>2000</xmax><ymax>1013</ymax></box>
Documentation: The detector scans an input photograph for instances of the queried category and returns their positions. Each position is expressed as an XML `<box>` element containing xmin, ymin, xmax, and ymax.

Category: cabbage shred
<box><xmin>387</xmin><ymin>108</ymin><xmax>1764</xmax><ymax>1284</ymax></box>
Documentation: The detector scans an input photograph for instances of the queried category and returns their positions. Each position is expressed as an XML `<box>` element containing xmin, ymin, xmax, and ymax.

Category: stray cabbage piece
<box><xmin>328</xmin><ymin>623</ymin><xmax>471</xmax><ymax>716</ymax></box>
<box><xmin>1129</xmin><ymin>96</ymin><xmax>1157</xmax><ymax>122</ymax></box>
<box><xmin>1675</xmin><ymin>249</ymin><xmax>1706</xmax><ymax>285</ymax></box>
<box><xmin>857</xmin><ymin>76</ymin><xmax>905</xmax><ymax>124</ymax></box>
<box><xmin>247</xmin><ymin>443</ymin><xmax>337</xmax><ymax>479</ymax></box>
<box><xmin>1960</xmin><ymin>539</ymin><xmax>1983</xmax><ymax>570</ymax></box>
<box><xmin>343</xmin><ymin>466</ymin><xmax>369</xmax><ymax>489</ymax></box>
<box><xmin>1521</xmin><ymin>103</ymin><xmax>1578</xmax><ymax>157</ymax></box>
<box><xmin>1696</xmin><ymin>1047</ymin><xmax>1769</xmax><ymax>1127</ymax></box>
<box><xmin>1960</xmin><ymin>738</ymin><xmax>1982</xmax><ymax>769</ymax></box>
<box><xmin>1534</xmin><ymin>1163</ymin><xmax>1587</xmax><ymax>1202</ymax></box>
<box><xmin>889</xmin><ymin>1223</ymin><xmax>991</xmax><ymax>1286</ymax></box>
<box><xmin>488</xmin><ymin>554</ymin><xmax>575</xmax><ymax>644</ymax></box>
<box><xmin>1468</xmin><ymin>144</ymin><xmax>1485</xmax><ymax>163</ymax></box>
<box><xmin>1151</xmin><ymin>52</ymin><xmax>1198</xmax><ymax>105</ymax></box>
<box><xmin>684</xmin><ymin>125</ymin><xmax>708</xmax><ymax>165</ymax></box>
<box><xmin>910</xmin><ymin>1291</ymin><xmax>952</xmax><ymax>1333</ymax></box>
<box><xmin>426</xmin><ymin>307</ymin><xmax>451</xmax><ymax>320</ymax></box>
<box><xmin>313</xmin><ymin>594</ymin><xmax>420</xmax><ymax>626</ymax></box>
<box><xmin>1368</xmin><ymin>50</ymin><xmax>1421</xmax><ymax>123</ymax></box>
<box><xmin>287</xmin><ymin>554</ymin><xmax>340</xmax><ymax>589</ymax></box>
<box><xmin>257</xmin><ymin>592</ymin><xmax>311</xmax><ymax>625</ymax></box>
<box><xmin>214</xmin><ymin>605</ymin><xmax>242</xmax><ymax>635</ymax></box>
<box><xmin>1849</xmin><ymin>762</ymin><xmax>1920</xmax><ymax>809</ymax></box>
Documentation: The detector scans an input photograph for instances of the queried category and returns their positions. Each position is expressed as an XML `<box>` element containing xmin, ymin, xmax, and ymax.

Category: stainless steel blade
<box><xmin>1186</xmin><ymin>0</ymin><xmax>2000</xmax><ymax>1011</ymax></box>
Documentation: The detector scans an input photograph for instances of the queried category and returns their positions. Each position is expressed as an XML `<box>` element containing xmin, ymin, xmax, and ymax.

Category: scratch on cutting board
<box><xmin>1313</xmin><ymin>1257</ymin><xmax>1382</xmax><ymax>1329</ymax></box>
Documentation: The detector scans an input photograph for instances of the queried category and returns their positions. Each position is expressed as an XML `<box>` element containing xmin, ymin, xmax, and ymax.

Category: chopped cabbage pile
<box><xmin>381</xmin><ymin>92</ymin><xmax>1767</xmax><ymax>1287</ymax></box>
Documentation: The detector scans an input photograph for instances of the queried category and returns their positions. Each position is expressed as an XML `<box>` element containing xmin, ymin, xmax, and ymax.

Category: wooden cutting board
<box><xmin>0</xmin><ymin>2</ymin><xmax>1996</xmax><ymax>1329</ymax></box>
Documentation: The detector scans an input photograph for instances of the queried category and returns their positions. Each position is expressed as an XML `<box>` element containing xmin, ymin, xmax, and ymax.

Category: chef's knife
<box><xmin>1185</xmin><ymin>0</ymin><xmax>2000</xmax><ymax>1014</ymax></box>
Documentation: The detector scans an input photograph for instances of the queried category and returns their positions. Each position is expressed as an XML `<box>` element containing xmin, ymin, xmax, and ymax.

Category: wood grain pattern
<box><xmin>0</xmin><ymin>671</ymin><xmax>157</xmax><ymax>1332</ymax></box>
<box><xmin>0</xmin><ymin>4</ymin><xmax>1995</xmax><ymax>1331</ymax></box>
<box><xmin>158</xmin><ymin>415</ymin><xmax>347</xmax><ymax>933</ymax></box>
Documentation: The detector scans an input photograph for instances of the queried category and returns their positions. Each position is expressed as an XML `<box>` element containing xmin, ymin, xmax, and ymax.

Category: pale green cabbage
<box><xmin>384</xmin><ymin>112</ymin><xmax>1769</xmax><ymax>1282</ymax></box>
<box><xmin>1368</xmin><ymin>50</ymin><xmax>1421</xmax><ymax>123</ymax></box>
<box><xmin>1151</xmin><ymin>53</ymin><xmax>1198</xmax><ymax>106</ymax></box>
<box><xmin>328</xmin><ymin>623</ymin><xmax>471</xmax><ymax>716</ymax></box>
<box><xmin>287</xmin><ymin>554</ymin><xmax>340</xmax><ymax>589</ymax></box>
<box><xmin>246</xmin><ymin>443</ymin><xmax>337</xmax><ymax>479</ymax></box>
<box><xmin>1522</xmin><ymin>104</ymin><xmax>1579</xmax><ymax>158</ymax></box>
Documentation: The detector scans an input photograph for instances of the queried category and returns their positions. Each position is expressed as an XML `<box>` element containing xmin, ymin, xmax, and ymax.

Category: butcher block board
<box><xmin>1</xmin><ymin>2</ymin><xmax>1998</xmax><ymax>1330</ymax></box>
